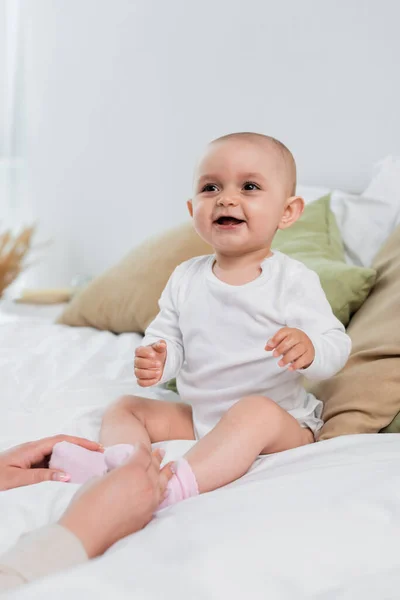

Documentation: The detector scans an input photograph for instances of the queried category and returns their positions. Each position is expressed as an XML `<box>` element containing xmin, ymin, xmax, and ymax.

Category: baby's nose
<box><xmin>217</xmin><ymin>195</ymin><xmax>238</xmax><ymax>206</ymax></box>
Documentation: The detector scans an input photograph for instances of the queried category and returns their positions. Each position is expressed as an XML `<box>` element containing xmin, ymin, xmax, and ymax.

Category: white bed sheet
<box><xmin>1</xmin><ymin>316</ymin><xmax>400</xmax><ymax>599</ymax></box>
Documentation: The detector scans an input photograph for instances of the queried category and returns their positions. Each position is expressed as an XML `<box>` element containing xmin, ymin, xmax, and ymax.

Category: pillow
<box><xmin>330</xmin><ymin>187</ymin><xmax>400</xmax><ymax>268</ymax></box>
<box><xmin>363</xmin><ymin>156</ymin><xmax>400</xmax><ymax>224</ymax></box>
<box><xmin>57</xmin><ymin>222</ymin><xmax>212</xmax><ymax>333</ymax></box>
<box><xmin>58</xmin><ymin>195</ymin><xmax>375</xmax><ymax>333</ymax></box>
<box><xmin>298</xmin><ymin>157</ymin><xmax>400</xmax><ymax>269</ymax></box>
<box><xmin>310</xmin><ymin>224</ymin><xmax>400</xmax><ymax>440</ymax></box>
<box><xmin>329</xmin><ymin>156</ymin><xmax>400</xmax><ymax>268</ymax></box>
<box><xmin>273</xmin><ymin>195</ymin><xmax>376</xmax><ymax>326</ymax></box>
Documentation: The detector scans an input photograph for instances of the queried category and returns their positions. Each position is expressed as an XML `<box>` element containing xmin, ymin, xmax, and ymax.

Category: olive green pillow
<box><xmin>382</xmin><ymin>415</ymin><xmax>400</xmax><ymax>433</ymax></box>
<box><xmin>273</xmin><ymin>195</ymin><xmax>376</xmax><ymax>326</ymax></box>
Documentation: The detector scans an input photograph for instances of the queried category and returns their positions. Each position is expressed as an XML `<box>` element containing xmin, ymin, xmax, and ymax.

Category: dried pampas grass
<box><xmin>0</xmin><ymin>226</ymin><xmax>35</xmax><ymax>296</ymax></box>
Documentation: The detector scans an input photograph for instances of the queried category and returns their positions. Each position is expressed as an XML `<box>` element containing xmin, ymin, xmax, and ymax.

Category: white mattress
<box><xmin>1</xmin><ymin>309</ymin><xmax>400</xmax><ymax>599</ymax></box>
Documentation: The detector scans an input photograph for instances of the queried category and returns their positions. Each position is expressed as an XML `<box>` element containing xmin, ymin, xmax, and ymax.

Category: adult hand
<box><xmin>59</xmin><ymin>444</ymin><xmax>173</xmax><ymax>558</ymax></box>
<box><xmin>134</xmin><ymin>340</ymin><xmax>167</xmax><ymax>387</ymax></box>
<box><xmin>0</xmin><ymin>435</ymin><xmax>102</xmax><ymax>491</ymax></box>
<box><xmin>266</xmin><ymin>327</ymin><xmax>315</xmax><ymax>371</ymax></box>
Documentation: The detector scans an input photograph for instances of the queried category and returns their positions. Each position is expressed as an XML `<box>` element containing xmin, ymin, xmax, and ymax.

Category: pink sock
<box><xmin>49</xmin><ymin>442</ymin><xmax>136</xmax><ymax>484</ymax></box>
<box><xmin>49</xmin><ymin>441</ymin><xmax>107</xmax><ymax>484</ymax></box>
<box><xmin>104</xmin><ymin>444</ymin><xmax>136</xmax><ymax>470</ymax></box>
<box><xmin>158</xmin><ymin>458</ymin><xmax>199</xmax><ymax>510</ymax></box>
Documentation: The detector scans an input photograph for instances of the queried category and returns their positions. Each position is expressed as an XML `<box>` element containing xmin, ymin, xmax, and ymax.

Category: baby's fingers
<box><xmin>272</xmin><ymin>336</ymin><xmax>298</xmax><ymax>358</ymax></box>
<box><xmin>288</xmin><ymin>352</ymin><xmax>314</xmax><ymax>371</ymax></box>
<box><xmin>134</xmin><ymin>357</ymin><xmax>161</xmax><ymax>370</ymax></box>
<box><xmin>266</xmin><ymin>328</ymin><xmax>288</xmax><ymax>350</ymax></box>
<box><xmin>278</xmin><ymin>344</ymin><xmax>305</xmax><ymax>367</ymax></box>
<box><xmin>135</xmin><ymin>346</ymin><xmax>156</xmax><ymax>359</ymax></box>
<box><xmin>135</xmin><ymin>368</ymin><xmax>161</xmax><ymax>380</ymax></box>
<box><xmin>137</xmin><ymin>376</ymin><xmax>161</xmax><ymax>387</ymax></box>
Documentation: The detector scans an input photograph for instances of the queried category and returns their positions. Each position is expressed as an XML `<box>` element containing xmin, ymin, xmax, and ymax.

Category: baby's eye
<box><xmin>201</xmin><ymin>184</ymin><xmax>219</xmax><ymax>193</ymax></box>
<box><xmin>243</xmin><ymin>181</ymin><xmax>261</xmax><ymax>191</ymax></box>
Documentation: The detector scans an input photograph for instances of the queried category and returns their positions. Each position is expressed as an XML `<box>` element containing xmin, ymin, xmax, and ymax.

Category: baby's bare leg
<box><xmin>101</xmin><ymin>395</ymin><xmax>195</xmax><ymax>449</ymax></box>
<box><xmin>51</xmin><ymin>397</ymin><xmax>194</xmax><ymax>484</ymax></box>
<box><xmin>185</xmin><ymin>395</ymin><xmax>314</xmax><ymax>493</ymax></box>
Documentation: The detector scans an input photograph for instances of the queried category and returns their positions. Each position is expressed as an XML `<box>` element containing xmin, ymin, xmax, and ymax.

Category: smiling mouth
<box><xmin>213</xmin><ymin>216</ymin><xmax>246</xmax><ymax>226</ymax></box>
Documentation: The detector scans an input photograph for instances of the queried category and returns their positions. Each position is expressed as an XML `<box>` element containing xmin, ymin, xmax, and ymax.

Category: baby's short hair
<box><xmin>211</xmin><ymin>132</ymin><xmax>297</xmax><ymax>196</ymax></box>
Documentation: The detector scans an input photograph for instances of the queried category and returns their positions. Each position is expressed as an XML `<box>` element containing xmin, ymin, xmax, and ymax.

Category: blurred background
<box><xmin>0</xmin><ymin>0</ymin><xmax>400</xmax><ymax>288</ymax></box>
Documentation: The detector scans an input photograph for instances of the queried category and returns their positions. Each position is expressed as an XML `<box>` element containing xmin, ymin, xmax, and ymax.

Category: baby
<box><xmin>51</xmin><ymin>132</ymin><xmax>351</xmax><ymax>507</ymax></box>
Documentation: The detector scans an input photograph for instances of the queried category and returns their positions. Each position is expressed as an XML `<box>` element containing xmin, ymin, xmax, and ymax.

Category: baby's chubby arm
<box><xmin>135</xmin><ymin>266</ymin><xmax>185</xmax><ymax>387</ymax></box>
<box><xmin>267</xmin><ymin>266</ymin><xmax>351</xmax><ymax>381</ymax></box>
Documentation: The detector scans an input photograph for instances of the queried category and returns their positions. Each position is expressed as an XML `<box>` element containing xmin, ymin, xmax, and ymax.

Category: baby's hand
<box><xmin>265</xmin><ymin>328</ymin><xmax>315</xmax><ymax>371</ymax></box>
<box><xmin>134</xmin><ymin>340</ymin><xmax>167</xmax><ymax>387</ymax></box>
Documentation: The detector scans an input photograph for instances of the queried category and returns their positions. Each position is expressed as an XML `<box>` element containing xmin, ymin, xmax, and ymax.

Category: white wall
<box><xmin>0</xmin><ymin>2</ymin><xmax>6</xmax><ymax>210</ymax></box>
<box><xmin>21</xmin><ymin>0</ymin><xmax>400</xmax><ymax>286</ymax></box>
<box><xmin>0</xmin><ymin>0</ymin><xmax>6</xmax><ymax>155</ymax></box>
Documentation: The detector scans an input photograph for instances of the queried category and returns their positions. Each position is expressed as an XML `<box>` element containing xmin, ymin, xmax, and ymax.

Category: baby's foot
<box><xmin>158</xmin><ymin>458</ymin><xmax>199</xmax><ymax>510</ymax></box>
<box><xmin>49</xmin><ymin>441</ymin><xmax>107</xmax><ymax>484</ymax></box>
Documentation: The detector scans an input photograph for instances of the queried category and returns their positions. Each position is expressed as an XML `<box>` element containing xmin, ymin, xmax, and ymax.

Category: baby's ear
<box><xmin>278</xmin><ymin>196</ymin><xmax>304</xmax><ymax>230</ymax></box>
<box><xmin>187</xmin><ymin>199</ymin><xmax>193</xmax><ymax>217</ymax></box>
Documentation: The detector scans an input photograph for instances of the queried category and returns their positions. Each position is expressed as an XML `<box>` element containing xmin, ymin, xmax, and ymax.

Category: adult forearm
<box><xmin>0</xmin><ymin>524</ymin><xmax>88</xmax><ymax>593</ymax></box>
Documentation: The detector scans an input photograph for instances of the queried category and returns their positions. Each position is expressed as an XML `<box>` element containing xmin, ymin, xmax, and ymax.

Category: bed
<box><xmin>1</xmin><ymin>299</ymin><xmax>400</xmax><ymax>600</ymax></box>
<box><xmin>2</xmin><ymin>160</ymin><xmax>400</xmax><ymax>598</ymax></box>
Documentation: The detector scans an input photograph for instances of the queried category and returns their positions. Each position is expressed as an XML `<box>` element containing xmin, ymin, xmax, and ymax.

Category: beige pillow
<box><xmin>310</xmin><ymin>224</ymin><xmax>400</xmax><ymax>440</ymax></box>
<box><xmin>57</xmin><ymin>222</ymin><xmax>211</xmax><ymax>333</ymax></box>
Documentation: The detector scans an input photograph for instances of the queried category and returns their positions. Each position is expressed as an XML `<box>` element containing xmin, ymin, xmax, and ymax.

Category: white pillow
<box><xmin>332</xmin><ymin>157</ymin><xmax>400</xmax><ymax>267</ymax></box>
<box><xmin>298</xmin><ymin>157</ymin><xmax>400</xmax><ymax>267</ymax></box>
<box><xmin>330</xmin><ymin>189</ymin><xmax>396</xmax><ymax>267</ymax></box>
<box><xmin>364</xmin><ymin>156</ymin><xmax>400</xmax><ymax>210</ymax></box>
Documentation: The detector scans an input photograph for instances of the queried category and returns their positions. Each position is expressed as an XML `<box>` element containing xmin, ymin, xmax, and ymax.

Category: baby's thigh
<box><xmin>232</xmin><ymin>395</ymin><xmax>314</xmax><ymax>455</ymax></box>
<box><xmin>258</xmin><ymin>398</ymin><xmax>314</xmax><ymax>454</ymax></box>
<box><xmin>118</xmin><ymin>395</ymin><xmax>195</xmax><ymax>443</ymax></box>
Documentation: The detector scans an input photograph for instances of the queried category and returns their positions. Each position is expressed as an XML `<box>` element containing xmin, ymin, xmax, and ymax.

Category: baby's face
<box><xmin>189</xmin><ymin>138</ymin><xmax>293</xmax><ymax>256</ymax></box>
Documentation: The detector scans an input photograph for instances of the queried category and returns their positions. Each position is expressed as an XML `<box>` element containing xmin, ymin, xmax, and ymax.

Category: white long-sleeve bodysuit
<box><xmin>143</xmin><ymin>251</ymin><xmax>351</xmax><ymax>438</ymax></box>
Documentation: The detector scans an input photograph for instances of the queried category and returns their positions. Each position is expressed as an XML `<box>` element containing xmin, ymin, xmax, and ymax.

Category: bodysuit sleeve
<box><xmin>284</xmin><ymin>265</ymin><xmax>352</xmax><ymax>381</ymax></box>
<box><xmin>142</xmin><ymin>263</ymin><xmax>186</xmax><ymax>384</ymax></box>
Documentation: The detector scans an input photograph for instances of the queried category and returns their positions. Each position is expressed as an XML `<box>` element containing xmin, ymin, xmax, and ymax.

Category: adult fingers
<box><xmin>151</xmin><ymin>448</ymin><xmax>166</xmax><ymax>467</ymax></box>
<box><xmin>14</xmin><ymin>435</ymin><xmax>102</xmax><ymax>467</ymax></box>
<box><xmin>159</xmin><ymin>464</ymin><xmax>174</xmax><ymax>494</ymax></box>
<box><xmin>146</xmin><ymin>449</ymin><xmax>165</xmax><ymax>482</ymax></box>
<box><xmin>56</xmin><ymin>436</ymin><xmax>102</xmax><ymax>451</ymax></box>
<box><xmin>143</xmin><ymin>449</ymin><xmax>167</xmax><ymax>493</ymax></box>
<box><xmin>5</xmin><ymin>467</ymin><xmax>71</xmax><ymax>490</ymax></box>
<box><xmin>128</xmin><ymin>443</ymin><xmax>153</xmax><ymax>470</ymax></box>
